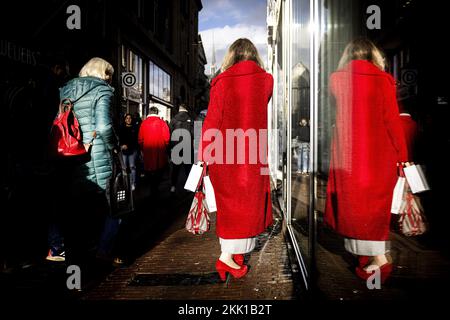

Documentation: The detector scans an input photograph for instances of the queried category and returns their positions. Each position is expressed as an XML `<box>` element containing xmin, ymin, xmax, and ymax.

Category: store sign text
<box><xmin>0</xmin><ymin>40</ymin><xmax>38</xmax><ymax>66</ymax></box>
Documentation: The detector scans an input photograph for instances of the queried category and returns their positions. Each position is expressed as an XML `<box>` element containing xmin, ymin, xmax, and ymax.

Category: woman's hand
<box><xmin>397</xmin><ymin>161</ymin><xmax>414</xmax><ymax>167</ymax></box>
<box><xmin>121</xmin><ymin>145</ymin><xmax>128</xmax><ymax>151</ymax></box>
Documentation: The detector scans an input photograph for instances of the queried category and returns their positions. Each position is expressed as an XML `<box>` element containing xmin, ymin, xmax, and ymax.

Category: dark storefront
<box><xmin>1</xmin><ymin>0</ymin><xmax>206</xmax><ymax>119</ymax></box>
<box><xmin>0</xmin><ymin>0</ymin><xmax>206</xmax><ymax>270</ymax></box>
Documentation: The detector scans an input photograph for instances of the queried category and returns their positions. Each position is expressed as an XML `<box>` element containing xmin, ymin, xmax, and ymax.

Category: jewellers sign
<box><xmin>0</xmin><ymin>40</ymin><xmax>38</xmax><ymax>66</ymax></box>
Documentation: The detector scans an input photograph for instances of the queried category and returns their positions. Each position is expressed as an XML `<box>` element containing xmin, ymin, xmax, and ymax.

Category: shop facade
<box><xmin>116</xmin><ymin>0</ymin><xmax>205</xmax><ymax>122</ymax></box>
<box><xmin>1</xmin><ymin>0</ymin><xmax>205</xmax><ymax>122</ymax></box>
<box><xmin>120</xmin><ymin>45</ymin><xmax>173</xmax><ymax>121</ymax></box>
<box><xmin>267</xmin><ymin>0</ymin><xmax>449</xmax><ymax>290</ymax></box>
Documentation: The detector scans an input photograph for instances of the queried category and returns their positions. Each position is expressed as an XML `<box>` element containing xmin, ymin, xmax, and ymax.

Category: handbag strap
<box><xmin>188</xmin><ymin>201</ymin><xmax>197</xmax><ymax>232</ymax></box>
<box><xmin>88</xmin><ymin>93</ymin><xmax>98</xmax><ymax>145</ymax></box>
<box><xmin>195</xmin><ymin>192</ymin><xmax>204</xmax><ymax>232</ymax></box>
<box><xmin>113</xmin><ymin>148</ymin><xmax>128</xmax><ymax>175</ymax></box>
<box><xmin>60</xmin><ymin>89</ymin><xmax>98</xmax><ymax>144</ymax></box>
<box><xmin>397</xmin><ymin>163</ymin><xmax>405</xmax><ymax>177</ymax></box>
<box><xmin>195</xmin><ymin>163</ymin><xmax>208</xmax><ymax>192</ymax></box>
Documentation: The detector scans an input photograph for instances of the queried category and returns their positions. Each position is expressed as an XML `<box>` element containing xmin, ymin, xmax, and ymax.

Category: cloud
<box><xmin>200</xmin><ymin>24</ymin><xmax>268</xmax><ymax>72</ymax></box>
<box><xmin>199</xmin><ymin>0</ymin><xmax>245</xmax><ymax>26</ymax></box>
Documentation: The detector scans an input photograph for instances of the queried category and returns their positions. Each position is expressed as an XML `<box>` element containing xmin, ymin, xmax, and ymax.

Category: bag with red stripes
<box><xmin>398</xmin><ymin>185</ymin><xmax>427</xmax><ymax>236</ymax></box>
<box><xmin>185</xmin><ymin>163</ymin><xmax>210</xmax><ymax>235</ymax></box>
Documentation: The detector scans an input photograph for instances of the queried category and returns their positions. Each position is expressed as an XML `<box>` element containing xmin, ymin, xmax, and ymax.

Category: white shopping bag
<box><xmin>203</xmin><ymin>175</ymin><xmax>217</xmax><ymax>213</ymax></box>
<box><xmin>391</xmin><ymin>176</ymin><xmax>406</xmax><ymax>214</ymax></box>
<box><xmin>184</xmin><ymin>162</ymin><xmax>205</xmax><ymax>192</ymax></box>
<box><xmin>403</xmin><ymin>165</ymin><xmax>430</xmax><ymax>194</ymax></box>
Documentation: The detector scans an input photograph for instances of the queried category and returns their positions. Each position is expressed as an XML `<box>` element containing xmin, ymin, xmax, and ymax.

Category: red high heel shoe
<box><xmin>215</xmin><ymin>259</ymin><xmax>248</xmax><ymax>281</ymax></box>
<box><xmin>233</xmin><ymin>254</ymin><xmax>244</xmax><ymax>266</ymax></box>
<box><xmin>355</xmin><ymin>263</ymin><xmax>393</xmax><ymax>284</ymax></box>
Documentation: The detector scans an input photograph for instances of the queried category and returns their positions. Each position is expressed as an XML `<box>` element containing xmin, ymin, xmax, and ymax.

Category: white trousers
<box><xmin>344</xmin><ymin>238</ymin><xmax>390</xmax><ymax>256</ymax></box>
<box><xmin>219</xmin><ymin>237</ymin><xmax>256</xmax><ymax>254</ymax></box>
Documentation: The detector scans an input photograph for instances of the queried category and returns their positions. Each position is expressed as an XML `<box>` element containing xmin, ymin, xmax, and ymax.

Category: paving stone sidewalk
<box><xmin>83</xmin><ymin>209</ymin><xmax>297</xmax><ymax>300</ymax></box>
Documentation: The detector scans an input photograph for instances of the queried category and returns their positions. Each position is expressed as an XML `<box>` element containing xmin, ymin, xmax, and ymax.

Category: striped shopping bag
<box><xmin>398</xmin><ymin>185</ymin><xmax>427</xmax><ymax>236</ymax></box>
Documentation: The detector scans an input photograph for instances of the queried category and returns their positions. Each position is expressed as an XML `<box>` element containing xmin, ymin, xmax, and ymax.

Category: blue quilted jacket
<box><xmin>59</xmin><ymin>76</ymin><xmax>117</xmax><ymax>192</ymax></box>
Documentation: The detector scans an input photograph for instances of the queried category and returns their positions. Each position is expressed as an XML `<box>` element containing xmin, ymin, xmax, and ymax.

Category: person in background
<box><xmin>398</xmin><ymin>104</ymin><xmax>419</xmax><ymax>161</ymax></box>
<box><xmin>54</xmin><ymin>57</ymin><xmax>122</xmax><ymax>268</ymax></box>
<box><xmin>45</xmin><ymin>57</ymin><xmax>70</xmax><ymax>262</ymax></box>
<box><xmin>296</xmin><ymin>118</ymin><xmax>310</xmax><ymax>175</ymax></box>
<box><xmin>397</xmin><ymin>85</ymin><xmax>420</xmax><ymax>161</ymax></box>
<box><xmin>131</xmin><ymin>112</ymin><xmax>144</xmax><ymax>182</ymax></box>
<box><xmin>169</xmin><ymin>103</ymin><xmax>194</xmax><ymax>193</ymax></box>
<box><xmin>132</xmin><ymin>111</ymin><xmax>142</xmax><ymax>128</ymax></box>
<box><xmin>119</xmin><ymin>113</ymin><xmax>139</xmax><ymax>191</ymax></box>
<box><xmin>199</xmin><ymin>38</ymin><xmax>274</xmax><ymax>282</ymax></box>
<box><xmin>138</xmin><ymin>107</ymin><xmax>170</xmax><ymax>198</ymax></box>
<box><xmin>324</xmin><ymin>38</ymin><xmax>409</xmax><ymax>284</ymax></box>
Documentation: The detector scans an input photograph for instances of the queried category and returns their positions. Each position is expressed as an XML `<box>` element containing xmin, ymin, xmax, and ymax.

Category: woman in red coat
<box><xmin>324</xmin><ymin>38</ymin><xmax>409</xmax><ymax>282</ymax></box>
<box><xmin>138</xmin><ymin>107</ymin><xmax>170</xmax><ymax>171</ymax></box>
<box><xmin>199</xmin><ymin>39</ymin><xmax>273</xmax><ymax>281</ymax></box>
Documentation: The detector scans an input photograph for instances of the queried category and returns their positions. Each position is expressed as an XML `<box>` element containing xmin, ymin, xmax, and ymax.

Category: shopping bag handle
<box><xmin>396</xmin><ymin>164</ymin><xmax>405</xmax><ymax>177</ymax></box>
<box><xmin>195</xmin><ymin>162</ymin><xmax>208</xmax><ymax>192</ymax></box>
<box><xmin>397</xmin><ymin>161</ymin><xmax>415</xmax><ymax>177</ymax></box>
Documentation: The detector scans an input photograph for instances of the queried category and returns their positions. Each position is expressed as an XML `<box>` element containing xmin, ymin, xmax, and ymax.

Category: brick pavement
<box><xmin>83</xmin><ymin>206</ymin><xmax>297</xmax><ymax>300</ymax></box>
<box><xmin>289</xmin><ymin>174</ymin><xmax>450</xmax><ymax>301</ymax></box>
<box><xmin>314</xmin><ymin>225</ymin><xmax>450</xmax><ymax>301</ymax></box>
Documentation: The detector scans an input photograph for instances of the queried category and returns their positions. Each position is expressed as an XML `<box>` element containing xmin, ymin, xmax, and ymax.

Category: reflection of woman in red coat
<box><xmin>324</xmin><ymin>39</ymin><xmax>409</xmax><ymax>282</ymax></box>
<box><xmin>199</xmin><ymin>39</ymin><xmax>273</xmax><ymax>281</ymax></box>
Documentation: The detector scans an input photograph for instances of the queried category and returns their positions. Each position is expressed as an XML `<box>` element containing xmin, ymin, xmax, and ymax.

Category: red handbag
<box><xmin>49</xmin><ymin>99</ymin><xmax>96</xmax><ymax>158</ymax></box>
<box><xmin>185</xmin><ymin>164</ymin><xmax>210</xmax><ymax>235</ymax></box>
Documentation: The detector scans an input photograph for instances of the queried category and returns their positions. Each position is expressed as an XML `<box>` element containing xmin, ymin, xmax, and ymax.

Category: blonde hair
<box><xmin>79</xmin><ymin>57</ymin><xmax>114</xmax><ymax>81</ymax></box>
<box><xmin>221</xmin><ymin>38</ymin><xmax>264</xmax><ymax>72</ymax></box>
<box><xmin>337</xmin><ymin>38</ymin><xmax>385</xmax><ymax>71</ymax></box>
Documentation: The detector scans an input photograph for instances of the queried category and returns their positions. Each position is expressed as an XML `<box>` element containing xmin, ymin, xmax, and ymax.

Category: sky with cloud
<box><xmin>199</xmin><ymin>0</ymin><xmax>268</xmax><ymax>74</ymax></box>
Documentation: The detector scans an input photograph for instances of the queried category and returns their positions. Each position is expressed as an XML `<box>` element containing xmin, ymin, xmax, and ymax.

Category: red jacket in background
<box><xmin>138</xmin><ymin>115</ymin><xmax>170</xmax><ymax>171</ymax></box>
<box><xmin>399</xmin><ymin>113</ymin><xmax>419</xmax><ymax>160</ymax></box>
<box><xmin>324</xmin><ymin>60</ymin><xmax>408</xmax><ymax>241</ymax></box>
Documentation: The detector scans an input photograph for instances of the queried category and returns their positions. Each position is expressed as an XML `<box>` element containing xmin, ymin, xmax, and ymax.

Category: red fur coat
<box><xmin>199</xmin><ymin>60</ymin><xmax>274</xmax><ymax>239</ymax></box>
<box><xmin>324</xmin><ymin>60</ymin><xmax>408</xmax><ymax>241</ymax></box>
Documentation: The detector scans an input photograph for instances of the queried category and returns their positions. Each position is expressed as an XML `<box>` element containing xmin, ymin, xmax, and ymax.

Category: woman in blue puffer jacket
<box><xmin>63</xmin><ymin>58</ymin><xmax>117</xmax><ymax>190</ymax></box>
<box><xmin>47</xmin><ymin>57</ymin><xmax>122</xmax><ymax>266</ymax></box>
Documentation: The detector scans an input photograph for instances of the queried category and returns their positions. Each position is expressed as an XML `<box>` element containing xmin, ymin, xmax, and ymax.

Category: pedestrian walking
<box><xmin>169</xmin><ymin>103</ymin><xmax>194</xmax><ymax>193</ymax></box>
<box><xmin>399</xmin><ymin>106</ymin><xmax>419</xmax><ymax>161</ymax></box>
<box><xmin>45</xmin><ymin>56</ymin><xmax>70</xmax><ymax>262</ymax></box>
<box><xmin>118</xmin><ymin>113</ymin><xmax>139</xmax><ymax>191</ymax></box>
<box><xmin>296</xmin><ymin>118</ymin><xmax>310</xmax><ymax>175</ymax></box>
<box><xmin>199</xmin><ymin>38</ymin><xmax>274</xmax><ymax>281</ymax></box>
<box><xmin>138</xmin><ymin>107</ymin><xmax>170</xmax><ymax>197</ymax></box>
<box><xmin>55</xmin><ymin>57</ymin><xmax>123</xmax><ymax>267</ymax></box>
<box><xmin>324</xmin><ymin>38</ymin><xmax>409</xmax><ymax>283</ymax></box>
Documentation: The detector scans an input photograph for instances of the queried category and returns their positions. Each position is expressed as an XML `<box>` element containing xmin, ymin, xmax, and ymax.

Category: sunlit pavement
<box><xmin>3</xmin><ymin>170</ymin><xmax>450</xmax><ymax>302</ymax></box>
<box><xmin>82</xmin><ymin>207</ymin><xmax>297</xmax><ymax>300</ymax></box>
<box><xmin>291</xmin><ymin>174</ymin><xmax>450</xmax><ymax>301</ymax></box>
<box><xmin>1</xmin><ymin>167</ymin><xmax>298</xmax><ymax>301</ymax></box>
